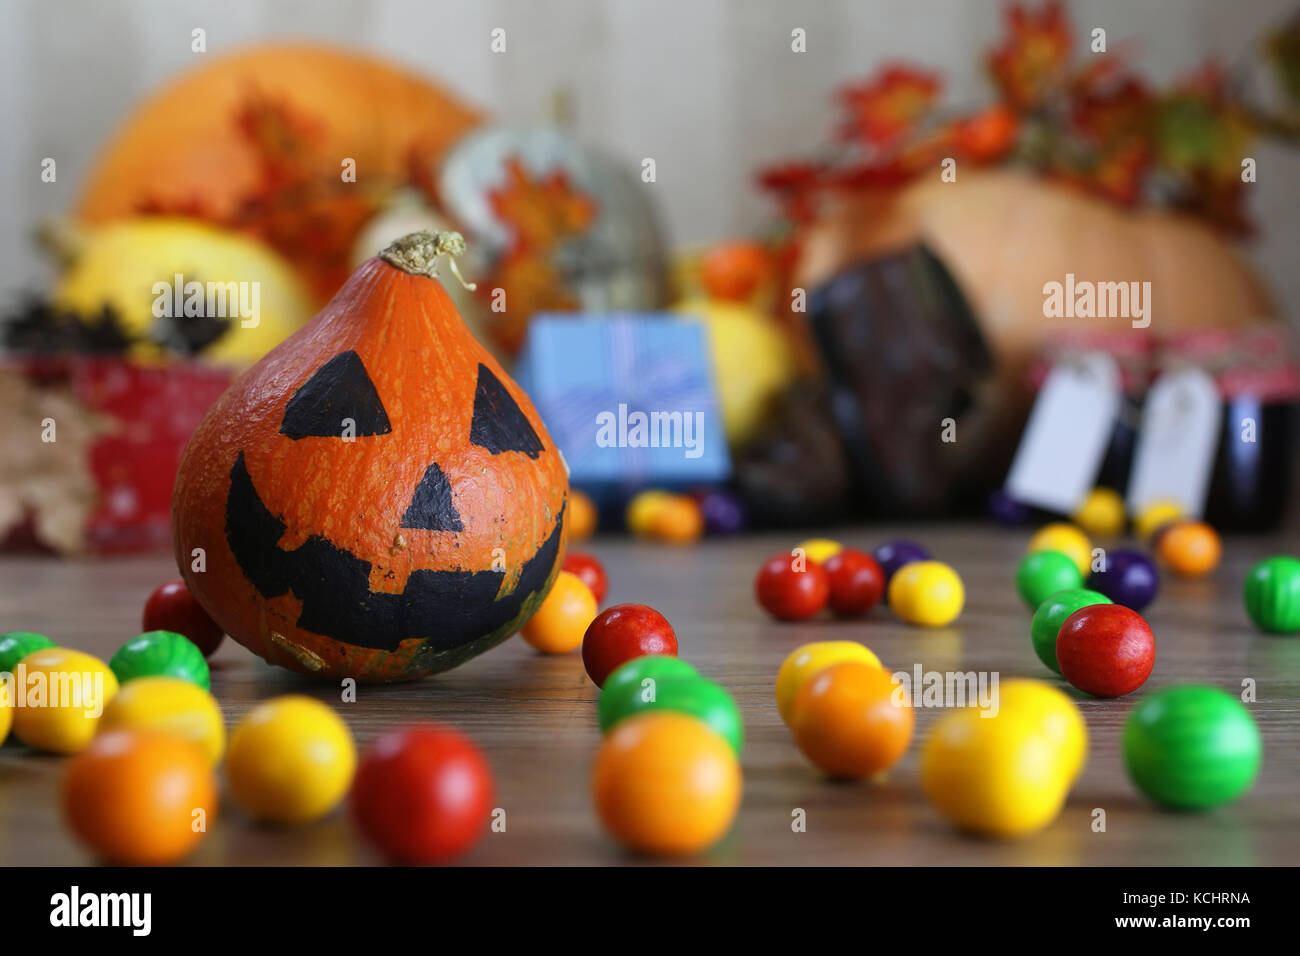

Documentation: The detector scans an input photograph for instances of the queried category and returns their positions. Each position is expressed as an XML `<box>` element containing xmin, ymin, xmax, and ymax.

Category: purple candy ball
<box><xmin>1088</xmin><ymin>548</ymin><xmax>1159</xmax><ymax>611</ymax></box>
<box><xmin>696</xmin><ymin>488</ymin><xmax>747</xmax><ymax>535</ymax></box>
<box><xmin>988</xmin><ymin>489</ymin><xmax>1029</xmax><ymax>526</ymax></box>
<box><xmin>873</xmin><ymin>539</ymin><xmax>931</xmax><ymax>584</ymax></box>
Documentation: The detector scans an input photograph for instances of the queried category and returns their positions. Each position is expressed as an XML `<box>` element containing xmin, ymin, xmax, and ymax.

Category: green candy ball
<box><xmin>1030</xmin><ymin>589</ymin><xmax>1113</xmax><ymax>674</ymax></box>
<box><xmin>1123</xmin><ymin>685</ymin><xmax>1261</xmax><ymax>810</ymax></box>
<box><xmin>110</xmin><ymin>630</ymin><xmax>210</xmax><ymax>690</ymax></box>
<box><xmin>1243</xmin><ymin>555</ymin><xmax>1300</xmax><ymax>634</ymax></box>
<box><xmin>1016</xmin><ymin>550</ymin><xmax>1084</xmax><ymax>610</ymax></box>
<box><xmin>599</xmin><ymin>674</ymin><xmax>743</xmax><ymax>754</ymax></box>
<box><xmin>599</xmin><ymin>655</ymin><xmax>698</xmax><ymax>703</ymax></box>
<box><xmin>0</xmin><ymin>631</ymin><xmax>56</xmax><ymax>674</ymax></box>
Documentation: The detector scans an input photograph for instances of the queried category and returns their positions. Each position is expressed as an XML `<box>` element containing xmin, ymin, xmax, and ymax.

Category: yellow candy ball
<box><xmin>100</xmin><ymin>676</ymin><xmax>226</xmax><ymax>766</ymax></box>
<box><xmin>626</xmin><ymin>490</ymin><xmax>672</xmax><ymax>538</ymax></box>
<box><xmin>887</xmin><ymin>561</ymin><xmax>964</xmax><ymax>627</ymax></box>
<box><xmin>1072</xmin><ymin>488</ymin><xmax>1126</xmax><ymax>538</ymax></box>
<box><xmin>0</xmin><ymin>678</ymin><xmax>12</xmax><ymax>746</ymax></box>
<box><xmin>775</xmin><ymin>641</ymin><xmax>882</xmax><ymax>726</ymax></box>
<box><xmin>1026</xmin><ymin>523</ymin><xmax>1092</xmax><ymax>576</ymax></box>
<box><xmin>921</xmin><ymin>707</ymin><xmax>1069</xmax><ymax>838</ymax></box>
<box><xmin>995</xmin><ymin>679</ymin><xmax>1088</xmax><ymax>784</ymax></box>
<box><xmin>794</xmin><ymin>538</ymin><xmax>843</xmax><ymax>565</ymax></box>
<box><xmin>1135</xmin><ymin>499</ymin><xmax>1183</xmax><ymax>543</ymax></box>
<box><xmin>227</xmin><ymin>696</ymin><xmax>356</xmax><ymax>825</ymax></box>
<box><xmin>12</xmin><ymin>648</ymin><xmax>119</xmax><ymax>754</ymax></box>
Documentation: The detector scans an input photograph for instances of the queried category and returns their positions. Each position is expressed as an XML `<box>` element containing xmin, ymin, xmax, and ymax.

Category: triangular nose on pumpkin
<box><xmin>401</xmin><ymin>463</ymin><xmax>464</xmax><ymax>531</ymax></box>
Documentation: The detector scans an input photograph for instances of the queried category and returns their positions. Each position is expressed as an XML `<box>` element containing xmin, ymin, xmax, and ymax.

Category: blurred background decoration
<box><xmin>2</xmin><ymin>0</ymin><xmax>1299</xmax><ymax>553</ymax></box>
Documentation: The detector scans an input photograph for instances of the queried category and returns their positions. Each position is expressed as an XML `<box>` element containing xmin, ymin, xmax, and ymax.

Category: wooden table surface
<box><xmin>2</xmin><ymin>523</ymin><xmax>1298</xmax><ymax>866</ymax></box>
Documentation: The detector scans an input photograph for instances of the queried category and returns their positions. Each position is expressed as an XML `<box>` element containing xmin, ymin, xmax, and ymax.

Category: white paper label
<box><xmin>1004</xmin><ymin>352</ymin><xmax>1121</xmax><ymax>514</ymax></box>
<box><xmin>1127</xmin><ymin>367</ymin><xmax>1222</xmax><ymax>518</ymax></box>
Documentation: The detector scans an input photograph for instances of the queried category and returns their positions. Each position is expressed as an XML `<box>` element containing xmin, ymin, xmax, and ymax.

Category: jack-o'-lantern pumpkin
<box><xmin>172</xmin><ymin>232</ymin><xmax>568</xmax><ymax>682</ymax></box>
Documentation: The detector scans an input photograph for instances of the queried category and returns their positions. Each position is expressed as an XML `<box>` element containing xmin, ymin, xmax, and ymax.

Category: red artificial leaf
<box><xmin>837</xmin><ymin>65</ymin><xmax>942</xmax><ymax>145</ymax></box>
<box><xmin>953</xmin><ymin>105</ymin><xmax>1021</xmax><ymax>163</ymax></box>
<box><xmin>488</xmin><ymin>156</ymin><xmax>597</xmax><ymax>253</ymax></box>
<box><xmin>988</xmin><ymin>0</ymin><xmax>1072</xmax><ymax>110</ymax></box>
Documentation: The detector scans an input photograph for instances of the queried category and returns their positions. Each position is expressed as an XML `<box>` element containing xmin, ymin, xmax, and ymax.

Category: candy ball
<box><xmin>352</xmin><ymin>725</ymin><xmax>494</xmax><ymax>864</ymax></box>
<box><xmin>775</xmin><ymin>641</ymin><xmax>882</xmax><ymax>726</ymax></box>
<box><xmin>0</xmin><ymin>679</ymin><xmax>12</xmax><ymax>745</ymax></box>
<box><xmin>1030</xmin><ymin>588</ymin><xmax>1113</xmax><ymax>674</ymax></box>
<box><xmin>521</xmin><ymin>570</ymin><xmax>598</xmax><ymax>654</ymax></box>
<box><xmin>1123</xmin><ymin>685</ymin><xmax>1261</xmax><ymax>810</ymax></box>
<box><xmin>593</xmin><ymin>711</ymin><xmax>741</xmax><ymax>857</ymax></box>
<box><xmin>872</xmin><ymin>540</ymin><xmax>930</xmax><ymax>587</ymax></box>
<box><xmin>1154</xmin><ymin>520</ymin><xmax>1221</xmax><ymax>579</ymax></box>
<box><xmin>582</xmin><ymin>604</ymin><xmax>678</xmax><ymax>687</ymax></box>
<box><xmin>110</xmin><ymin>630</ymin><xmax>210</xmax><ymax>689</ymax></box>
<box><xmin>795</xmin><ymin>537</ymin><xmax>843</xmax><ymax>564</ymax></box>
<box><xmin>568</xmin><ymin>488</ymin><xmax>599</xmax><ymax>542</ymax></box>
<box><xmin>626</xmin><ymin>489</ymin><xmax>671</xmax><ymax>537</ymax></box>
<box><xmin>790</xmin><ymin>661</ymin><xmax>913</xmax><ymax>779</ymax></box>
<box><xmin>1072</xmin><ymin>487</ymin><xmax>1126</xmax><ymax>538</ymax></box>
<box><xmin>649</xmin><ymin>494</ymin><xmax>705</xmax><ymax>544</ymax></box>
<box><xmin>921</xmin><ymin>707</ymin><xmax>1068</xmax><ymax>838</ymax></box>
<box><xmin>996</xmin><ymin>679</ymin><xmax>1088</xmax><ymax>783</ymax></box>
<box><xmin>99</xmin><ymin>676</ymin><xmax>226</xmax><ymax>766</ymax></box>
<box><xmin>227</xmin><ymin>696</ymin><xmax>356</xmax><ymax>825</ymax></box>
<box><xmin>888</xmin><ymin>560</ymin><xmax>964</xmax><ymax>626</ymax></box>
<box><xmin>754</xmin><ymin>552</ymin><xmax>830</xmax><ymax>621</ymax></box>
<box><xmin>1135</xmin><ymin>499</ymin><xmax>1183</xmax><ymax>543</ymax></box>
<box><xmin>1242</xmin><ymin>555</ymin><xmax>1300</xmax><ymax>634</ymax></box>
<box><xmin>1015</xmin><ymin>550</ymin><xmax>1084</xmax><ymax>610</ymax></box>
<box><xmin>987</xmin><ymin>489</ymin><xmax>1029</xmax><ymax>526</ymax></box>
<box><xmin>1088</xmin><ymin>548</ymin><xmax>1159</xmax><ymax>611</ymax></box>
<box><xmin>62</xmin><ymin>730</ymin><xmax>217</xmax><ymax>865</ymax></box>
<box><xmin>0</xmin><ymin>631</ymin><xmax>55</xmax><ymax>673</ymax></box>
<box><xmin>1056</xmin><ymin>604</ymin><xmax>1155</xmax><ymax>698</ymax></box>
<box><xmin>695</xmin><ymin>487</ymin><xmax>747</xmax><ymax>535</ymax></box>
<box><xmin>822</xmin><ymin>548</ymin><xmax>885</xmax><ymax>618</ymax></box>
<box><xmin>562</xmin><ymin>551</ymin><xmax>608</xmax><ymax>604</ymax></box>
<box><xmin>1027</xmin><ymin>523</ymin><xmax>1092</xmax><ymax>576</ymax></box>
<box><xmin>599</xmin><ymin>674</ymin><xmax>744</xmax><ymax>754</ymax></box>
<box><xmin>142</xmin><ymin>579</ymin><xmax>224</xmax><ymax>657</ymax></box>
<box><xmin>13</xmin><ymin>648</ymin><xmax>119</xmax><ymax>754</ymax></box>
<box><xmin>600</xmin><ymin>655</ymin><xmax>698</xmax><ymax>703</ymax></box>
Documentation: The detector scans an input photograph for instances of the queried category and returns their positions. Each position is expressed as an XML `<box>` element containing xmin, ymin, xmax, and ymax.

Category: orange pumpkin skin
<box><xmin>172</xmin><ymin>237</ymin><xmax>567</xmax><ymax>682</ymax></box>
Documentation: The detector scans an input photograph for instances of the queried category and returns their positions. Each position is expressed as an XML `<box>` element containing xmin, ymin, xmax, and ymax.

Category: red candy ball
<box><xmin>1056</xmin><ymin>604</ymin><xmax>1155</xmax><ymax>698</ymax></box>
<box><xmin>142</xmin><ymin>579</ymin><xmax>224</xmax><ymax>657</ymax></box>
<box><xmin>352</xmin><ymin>725</ymin><xmax>494</xmax><ymax>864</ymax></box>
<box><xmin>755</xmin><ymin>553</ymin><xmax>830</xmax><ymax>621</ymax></box>
<box><xmin>562</xmin><ymin>551</ymin><xmax>608</xmax><ymax>605</ymax></box>
<box><xmin>822</xmin><ymin>548</ymin><xmax>885</xmax><ymax>618</ymax></box>
<box><xmin>582</xmin><ymin>604</ymin><xmax>678</xmax><ymax>688</ymax></box>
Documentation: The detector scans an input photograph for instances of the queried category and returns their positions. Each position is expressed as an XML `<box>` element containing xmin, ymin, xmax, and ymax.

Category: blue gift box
<box><xmin>514</xmin><ymin>314</ymin><xmax>731</xmax><ymax>499</ymax></box>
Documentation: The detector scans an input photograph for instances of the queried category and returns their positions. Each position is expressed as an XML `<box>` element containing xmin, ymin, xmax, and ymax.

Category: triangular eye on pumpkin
<box><xmin>470</xmin><ymin>363</ymin><xmax>544</xmax><ymax>458</ymax></box>
<box><xmin>401</xmin><ymin>463</ymin><xmax>464</xmax><ymax>532</ymax></box>
<box><xmin>280</xmin><ymin>349</ymin><xmax>392</xmax><ymax>439</ymax></box>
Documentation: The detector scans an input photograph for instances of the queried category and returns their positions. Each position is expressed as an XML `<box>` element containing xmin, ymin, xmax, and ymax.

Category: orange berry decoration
<box><xmin>789</xmin><ymin>661</ymin><xmax>913</xmax><ymax>779</ymax></box>
<box><xmin>62</xmin><ymin>730</ymin><xmax>217</xmax><ymax>865</ymax></box>
<box><xmin>593</xmin><ymin>711</ymin><xmax>741</xmax><ymax>856</ymax></box>
<box><xmin>700</xmin><ymin>240</ymin><xmax>769</xmax><ymax>302</ymax></box>
<box><xmin>648</xmin><ymin>494</ymin><xmax>704</xmax><ymax>545</ymax></box>
<box><xmin>567</xmin><ymin>489</ymin><xmax>599</xmax><ymax>543</ymax></box>
<box><xmin>522</xmin><ymin>570</ymin><xmax>598</xmax><ymax>653</ymax></box>
<box><xmin>1155</xmin><ymin>520</ymin><xmax>1221</xmax><ymax>579</ymax></box>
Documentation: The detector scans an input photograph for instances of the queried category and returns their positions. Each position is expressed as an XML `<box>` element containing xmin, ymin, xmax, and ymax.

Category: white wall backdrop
<box><xmin>2</xmin><ymin>0</ymin><xmax>1298</xmax><ymax>318</ymax></box>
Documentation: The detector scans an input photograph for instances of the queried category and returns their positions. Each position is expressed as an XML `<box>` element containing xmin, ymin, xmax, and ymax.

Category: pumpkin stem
<box><xmin>379</xmin><ymin>230</ymin><xmax>478</xmax><ymax>291</ymax></box>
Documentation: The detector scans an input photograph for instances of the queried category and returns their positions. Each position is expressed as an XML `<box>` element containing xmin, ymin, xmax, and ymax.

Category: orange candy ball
<box><xmin>593</xmin><ymin>712</ymin><xmax>741</xmax><ymax>857</ymax></box>
<box><xmin>62</xmin><ymin>730</ymin><xmax>217</xmax><ymax>865</ymax></box>
<box><xmin>1156</xmin><ymin>520</ymin><xmax>1221</xmax><ymax>578</ymax></box>
<box><xmin>567</xmin><ymin>489</ymin><xmax>599</xmax><ymax>542</ymax></box>
<box><xmin>789</xmin><ymin>661</ymin><xmax>913</xmax><ymax>779</ymax></box>
<box><xmin>521</xmin><ymin>570</ymin><xmax>598</xmax><ymax>653</ymax></box>
<box><xmin>649</xmin><ymin>495</ymin><xmax>704</xmax><ymax>544</ymax></box>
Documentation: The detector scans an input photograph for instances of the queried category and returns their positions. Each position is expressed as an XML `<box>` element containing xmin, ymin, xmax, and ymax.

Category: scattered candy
<box><xmin>583</xmin><ymin>603</ymin><xmax>678</xmax><ymax>687</ymax></box>
<box><xmin>1123</xmin><ymin>685</ymin><xmax>1261</xmax><ymax>810</ymax></box>
<box><xmin>592</xmin><ymin>711</ymin><xmax>741</xmax><ymax>856</ymax></box>
<box><xmin>755</xmin><ymin>552</ymin><xmax>829</xmax><ymax>621</ymax></box>
<box><xmin>1056</xmin><ymin>604</ymin><xmax>1155</xmax><ymax>698</ymax></box>
<box><xmin>790</xmin><ymin>661</ymin><xmax>913</xmax><ymax>779</ymax></box>
<box><xmin>561</xmin><ymin>551</ymin><xmax>609</xmax><ymax>604</ymax></box>
<box><xmin>996</xmin><ymin>679</ymin><xmax>1088</xmax><ymax>783</ymax></box>
<box><xmin>695</xmin><ymin>487</ymin><xmax>747</xmax><ymax>535</ymax></box>
<box><xmin>13</xmin><ymin>648</ymin><xmax>119</xmax><ymax>754</ymax></box>
<box><xmin>521</xmin><ymin>570</ymin><xmax>598</xmax><ymax>654</ymax></box>
<box><xmin>99</xmin><ymin>676</ymin><xmax>226</xmax><ymax>766</ymax></box>
<box><xmin>62</xmin><ymin>730</ymin><xmax>217</xmax><ymax>865</ymax></box>
<box><xmin>352</xmin><ymin>724</ymin><xmax>494</xmax><ymax>864</ymax></box>
<box><xmin>1134</xmin><ymin>499</ymin><xmax>1183</xmax><ymax>543</ymax></box>
<box><xmin>987</xmin><ymin>489</ymin><xmax>1029</xmax><ymax>525</ymax></box>
<box><xmin>887</xmin><ymin>560</ymin><xmax>965</xmax><ymax>626</ymax></box>
<box><xmin>795</xmin><ymin>538</ymin><xmax>843</xmax><ymax>564</ymax></box>
<box><xmin>872</xmin><ymin>540</ymin><xmax>930</xmax><ymax>588</ymax></box>
<box><xmin>775</xmin><ymin>641</ymin><xmax>882</xmax><ymax>726</ymax></box>
<box><xmin>1030</xmin><ymin>588</ymin><xmax>1112</xmax><ymax>674</ymax></box>
<box><xmin>1072</xmin><ymin>487</ymin><xmax>1126</xmax><ymax>538</ymax></box>
<box><xmin>142</xmin><ymin>579</ymin><xmax>224</xmax><ymax>657</ymax></box>
<box><xmin>648</xmin><ymin>494</ymin><xmax>704</xmax><ymax>544</ymax></box>
<box><xmin>599</xmin><ymin>674</ymin><xmax>743</xmax><ymax>754</ymax></box>
<box><xmin>0</xmin><ymin>631</ymin><xmax>55</xmax><ymax>673</ymax></box>
<box><xmin>601</xmin><ymin>655</ymin><xmax>698</xmax><ymax>702</ymax></box>
<box><xmin>1015</xmin><ymin>550</ymin><xmax>1084</xmax><ymax>610</ymax></box>
<box><xmin>568</xmin><ymin>488</ymin><xmax>599</xmax><ymax>542</ymax></box>
<box><xmin>226</xmin><ymin>695</ymin><xmax>356</xmax><ymax>825</ymax></box>
<box><xmin>1088</xmin><ymin>548</ymin><xmax>1159</xmax><ymax>611</ymax></box>
<box><xmin>1242</xmin><ymin>555</ymin><xmax>1300</xmax><ymax>634</ymax></box>
<box><xmin>1154</xmin><ymin>520</ymin><xmax>1221</xmax><ymax>579</ymax></box>
<box><xmin>109</xmin><ymin>630</ymin><xmax>211</xmax><ymax>689</ymax></box>
<box><xmin>1026</xmin><ymin>523</ymin><xmax>1092</xmax><ymax>576</ymax></box>
<box><xmin>822</xmin><ymin>548</ymin><xmax>885</xmax><ymax>618</ymax></box>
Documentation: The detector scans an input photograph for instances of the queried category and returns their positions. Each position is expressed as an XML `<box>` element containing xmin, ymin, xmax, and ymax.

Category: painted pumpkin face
<box><xmin>173</xmin><ymin>239</ymin><xmax>568</xmax><ymax>682</ymax></box>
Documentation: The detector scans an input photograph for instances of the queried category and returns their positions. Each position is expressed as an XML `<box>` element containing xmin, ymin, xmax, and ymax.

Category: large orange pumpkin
<box><xmin>171</xmin><ymin>232</ymin><xmax>568</xmax><ymax>682</ymax></box>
